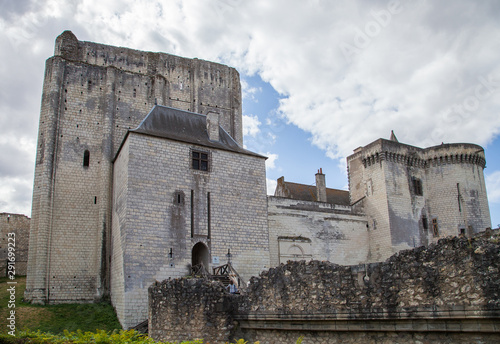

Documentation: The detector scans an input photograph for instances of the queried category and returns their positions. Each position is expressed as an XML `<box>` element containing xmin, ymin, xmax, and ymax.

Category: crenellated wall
<box><xmin>347</xmin><ymin>139</ymin><xmax>491</xmax><ymax>263</ymax></box>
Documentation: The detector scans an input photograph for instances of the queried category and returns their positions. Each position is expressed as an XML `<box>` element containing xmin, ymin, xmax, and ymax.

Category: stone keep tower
<box><xmin>25</xmin><ymin>31</ymin><xmax>243</xmax><ymax>303</ymax></box>
<box><xmin>347</xmin><ymin>135</ymin><xmax>491</xmax><ymax>262</ymax></box>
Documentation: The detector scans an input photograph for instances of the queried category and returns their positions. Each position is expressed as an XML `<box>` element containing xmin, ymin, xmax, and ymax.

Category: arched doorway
<box><xmin>192</xmin><ymin>242</ymin><xmax>209</xmax><ymax>273</ymax></box>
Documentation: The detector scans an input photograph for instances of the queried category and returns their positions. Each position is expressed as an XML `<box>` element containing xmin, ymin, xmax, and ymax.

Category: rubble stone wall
<box><xmin>150</xmin><ymin>232</ymin><xmax>500</xmax><ymax>343</ymax></box>
<box><xmin>149</xmin><ymin>278</ymin><xmax>242</xmax><ymax>343</ymax></box>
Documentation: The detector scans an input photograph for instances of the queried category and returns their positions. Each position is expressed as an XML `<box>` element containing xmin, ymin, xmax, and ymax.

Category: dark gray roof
<box><xmin>129</xmin><ymin>105</ymin><xmax>265</xmax><ymax>158</ymax></box>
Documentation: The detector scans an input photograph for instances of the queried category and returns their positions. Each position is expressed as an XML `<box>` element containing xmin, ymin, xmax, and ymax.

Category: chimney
<box><xmin>315</xmin><ymin>168</ymin><xmax>327</xmax><ymax>203</ymax></box>
<box><xmin>206</xmin><ymin>112</ymin><xmax>220</xmax><ymax>141</ymax></box>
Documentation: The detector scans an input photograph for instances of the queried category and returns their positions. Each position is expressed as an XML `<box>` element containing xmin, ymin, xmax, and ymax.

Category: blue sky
<box><xmin>241</xmin><ymin>72</ymin><xmax>500</xmax><ymax>228</ymax></box>
<box><xmin>0</xmin><ymin>0</ymin><xmax>499</xmax><ymax>228</ymax></box>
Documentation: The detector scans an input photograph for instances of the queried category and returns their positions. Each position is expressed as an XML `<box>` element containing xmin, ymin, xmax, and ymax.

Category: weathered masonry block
<box><xmin>150</xmin><ymin>231</ymin><xmax>500</xmax><ymax>344</ymax></box>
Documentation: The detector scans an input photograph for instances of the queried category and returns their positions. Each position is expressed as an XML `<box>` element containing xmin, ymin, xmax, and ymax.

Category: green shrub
<box><xmin>0</xmin><ymin>330</ymin><xmax>271</xmax><ymax>344</ymax></box>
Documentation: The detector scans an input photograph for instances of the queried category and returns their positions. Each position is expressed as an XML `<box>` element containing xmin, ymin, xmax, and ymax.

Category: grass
<box><xmin>0</xmin><ymin>276</ymin><xmax>121</xmax><ymax>335</ymax></box>
<box><xmin>0</xmin><ymin>277</ymin><xmax>301</xmax><ymax>343</ymax></box>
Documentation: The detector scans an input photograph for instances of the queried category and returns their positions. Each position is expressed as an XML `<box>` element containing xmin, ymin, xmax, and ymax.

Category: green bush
<box><xmin>0</xmin><ymin>330</ymin><xmax>271</xmax><ymax>344</ymax></box>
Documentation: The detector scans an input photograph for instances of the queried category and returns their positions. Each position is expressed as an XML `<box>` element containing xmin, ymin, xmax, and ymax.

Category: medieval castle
<box><xmin>24</xmin><ymin>31</ymin><xmax>492</xmax><ymax>329</ymax></box>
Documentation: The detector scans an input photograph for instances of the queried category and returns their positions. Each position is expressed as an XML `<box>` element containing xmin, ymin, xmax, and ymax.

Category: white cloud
<box><xmin>240</xmin><ymin>78</ymin><xmax>262</xmax><ymax>101</ymax></box>
<box><xmin>264</xmin><ymin>152</ymin><xmax>279</xmax><ymax>195</ymax></box>
<box><xmin>2</xmin><ymin>0</ymin><xmax>500</xmax><ymax>214</ymax></box>
<box><xmin>242</xmin><ymin>114</ymin><xmax>261</xmax><ymax>137</ymax></box>
<box><xmin>266</xmin><ymin>178</ymin><xmax>277</xmax><ymax>196</ymax></box>
<box><xmin>0</xmin><ymin>176</ymin><xmax>33</xmax><ymax>216</ymax></box>
<box><xmin>486</xmin><ymin>171</ymin><xmax>500</xmax><ymax>204</ymax></box>
<box><xmin>264</xmin><ymin>153</ymin><xmax>278</xmax><ymax>170</ymax></box>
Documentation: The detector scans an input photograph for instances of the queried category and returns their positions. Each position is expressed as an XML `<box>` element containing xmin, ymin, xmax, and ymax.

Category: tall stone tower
<box><xmin>25</xmin><ymin>31</ymin><xmax>243</xmax><ymax>304</ymax></box>
<box><xmin>347</xmin><ymin>136</ymin><xmax>491</xmax><ymax>262</ymax></box>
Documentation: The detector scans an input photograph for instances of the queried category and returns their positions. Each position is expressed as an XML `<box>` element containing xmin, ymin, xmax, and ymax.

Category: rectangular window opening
<box><xmin>83</xmin><ymin>150</ymin><xmax>90</xmax><ymax>167</ymax></box>
<box><xmin>432</xmin><ymin>218</ymin><xmax>439</xmax><ymax>237</ymax></box>
<box><xmin>457</xmin><ymin>183</ymin><xmax>462</xmax><ymax>212</ymax></box>
<box><xmin>412</xmin><ymin>177</ymin><xmax>423</xmax><ymax>196</ymax></box>
<box><xmin>192</xmin><ymin>150</ymin><xmax>209</xmax><ymax>171</ymax></box>
<box><xmin>422</xmin><ymin>216</ymin><xmax>428</xmax><ymax>230</ymax></box>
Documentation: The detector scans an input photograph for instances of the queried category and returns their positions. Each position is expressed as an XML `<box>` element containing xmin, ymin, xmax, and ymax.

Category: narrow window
<box><xmin>173</xmin><ymin>191</ymin><xmax>184</xmax><ymax>205</ymax></box>
<box><xmin>457</xmin><ymin>183</ymin><xmax>462</xmax><ymax>212</ymax></box>
<box><xmin>83</xmin><ymin>150</ymin><xmax>90</xmax><ymax>167</ymax></box>
<box><xmin>412</xmin><ymin>177</ymin><xmax>423</xmax><ymax>196</ymax></box>
<box><xmin>207</xmin><ymin>192</ymin><xmax>211</xmax><ymax>239</ymax></box>
<box><xmin>94</xmin><ymin>196</ymin><xmax>97</xmax><ymax>204</ymax></box>
<box><xmin>432</xmin><ymin>218</ymin><xmax>439</xmax><ymax>237</ymax></box>
<box><xmin>190</xmin><ymin>190</ymin><xmax>194</xmax><ymax>238</ymax></box>
<box><xmin>459</xmin><ymin>228</ymin><xmax>465</xmax><ymax>236</ymax></box>
<box><xmin>422</xmin><ymin>216</ymin><xmax>428</xmax><ymax>230</ymax></box>
<box><xmin>192</xmin><ymin>150</ymin><xmax>209</xmax><ymax>171</ymax></box>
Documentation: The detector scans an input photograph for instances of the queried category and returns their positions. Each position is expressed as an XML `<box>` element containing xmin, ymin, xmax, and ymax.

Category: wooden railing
<box><xmin>212</xmin><ymin>263</ymin><xmax>245</xmax><ymax>290</ymax></box>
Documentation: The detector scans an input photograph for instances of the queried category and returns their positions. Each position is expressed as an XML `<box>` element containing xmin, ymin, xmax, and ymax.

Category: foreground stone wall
<box><xmin>243</xmin><ymin>234</ymin><xmax>499</xmax><ymax>314</ymax></box>
<box><xmin>149</xmin><ymin>278</ymin><xmax>241</xmax><ymax>343</ymax></box>
<box><xmin>150</xmin><ymin>232</ymin><xmax>500</xmax><ymax>343</ymax></box>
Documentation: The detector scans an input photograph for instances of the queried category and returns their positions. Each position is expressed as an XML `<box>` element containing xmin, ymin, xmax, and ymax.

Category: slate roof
<box><xmin>126</xmin><ymin>105</ymin><xmax>265</xmax><ymax>158</ymax></box>
<box><xmin>279</xmin><ymin>181</ymin><xmax>350</xmax><ymax>206</ymax></box>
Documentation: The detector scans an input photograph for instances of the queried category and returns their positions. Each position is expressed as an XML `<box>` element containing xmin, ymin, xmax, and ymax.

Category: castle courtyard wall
<box><xmin>267</xmin><ymin>196</ymin><xmax>369</xmax><ymax>266</ymax></box>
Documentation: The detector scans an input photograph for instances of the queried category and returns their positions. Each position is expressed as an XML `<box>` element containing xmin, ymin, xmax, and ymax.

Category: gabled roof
<box><xmin>122</xmin><ymin>105</ymin><xmax>265</xmax><ymax>158</ymax></box>
<box><xmin>277</xmin><ymin>180</ymin><xmax>350</xmax><ymax>206</ymax></box>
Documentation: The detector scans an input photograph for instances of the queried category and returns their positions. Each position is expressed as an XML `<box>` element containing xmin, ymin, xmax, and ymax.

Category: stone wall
<box><xmin>267</xmin><ymin>196</ymin><xmax>368</xmax><ymax>266</ymax></box>
<box><xmin>149</xmin><ymin>278</ymin><xmax>241</xmax><ymax>343</ymax></box>
<box><xmin>149</xmin><ymin>232</ymin><xmax>500</xmax><ymax>343</ymax></box>
<box><xmin>0</xmin><ymin>213</ymin><xmax>30</xmax><ymax>276</ymax></box>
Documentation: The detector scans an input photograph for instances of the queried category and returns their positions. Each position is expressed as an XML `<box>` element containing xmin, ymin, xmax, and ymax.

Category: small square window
<box><xmin>192</xmin><ymin>150</ymin><xmax>209</xmax><ymax>171</ymax></box>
